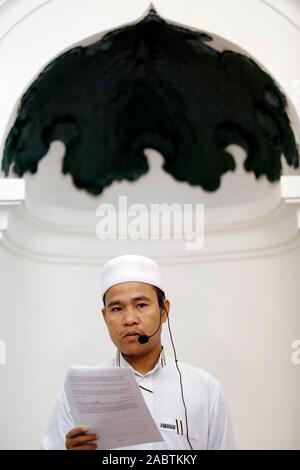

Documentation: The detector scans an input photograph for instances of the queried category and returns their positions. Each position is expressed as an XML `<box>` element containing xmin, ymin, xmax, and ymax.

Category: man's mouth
<box><xmin>123</xmin><ymin>331</ymin><xmax>141</xmax><ymax>338</ymax></box>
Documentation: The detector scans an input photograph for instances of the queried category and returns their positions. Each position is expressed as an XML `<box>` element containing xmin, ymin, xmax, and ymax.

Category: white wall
<box><xmin>0</xmin><ymin>0</ymin><xmax>300</xmax><ymax>450</ymax></box>
<box><xmin>0</xmin><ymin>241</ymin><xmax>300</xmax><ymax>449</ymax></box>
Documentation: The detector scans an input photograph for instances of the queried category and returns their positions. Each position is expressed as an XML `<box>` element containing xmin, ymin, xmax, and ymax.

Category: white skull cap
<box><xmin>101</xmin><ymin>254</ymin><xmax>164</xmax><ymax>296</ymax></box>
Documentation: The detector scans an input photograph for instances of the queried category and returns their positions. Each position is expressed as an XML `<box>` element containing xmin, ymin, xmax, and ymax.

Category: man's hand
<box><xmin>66</xmin><ymin>426</ymin><xmax>98</xmax><ymax>450</ymax></box>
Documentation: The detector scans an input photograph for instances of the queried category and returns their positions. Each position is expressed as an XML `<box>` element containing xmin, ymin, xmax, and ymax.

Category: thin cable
<box><xmin>166</xmin><ymin>312</ymin><xmax>194</xmax><ymax>451</ymax></box>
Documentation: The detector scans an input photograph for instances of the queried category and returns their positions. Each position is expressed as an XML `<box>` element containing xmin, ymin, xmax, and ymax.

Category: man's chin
<box><xmin>119</xmin><ymin>341</ymin><xmax>147</xmax><ymax>356</ymax></box>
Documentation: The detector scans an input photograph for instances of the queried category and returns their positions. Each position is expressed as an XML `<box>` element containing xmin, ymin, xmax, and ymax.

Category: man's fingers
<box><xmin>72</xmin><ymin>444</ymin><xmax>98</xmax><ymax>451</ymax></box>
<box><xmin>65</xmin><ymin>427</ymin><xmax>99</xmax><ymax>450</ymax></box>
<box><xmin>68</xmin><ymin>434</ymin><xmax>98</xmax><ymax>448</ymax></box>
<box><xmin>66</xmin><ymin>426</ymin><xmax>89</xmax><ymax>439</ymax></box>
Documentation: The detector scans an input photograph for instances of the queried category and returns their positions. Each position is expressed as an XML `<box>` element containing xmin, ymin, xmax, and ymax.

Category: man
<box><xmin>43</xmin><ymin>254</ymin><xmax>235</xmax><ymax>450</ymax></box>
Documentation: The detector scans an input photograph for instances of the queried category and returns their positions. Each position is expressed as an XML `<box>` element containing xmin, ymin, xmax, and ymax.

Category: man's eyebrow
<box><xmin>107</xmin><ymin>299</ymin><xmax>123</xmax><ymax>308</ymax></box>
<box><xmin>132</xmin><ymin>296</ymin><xmax>152</xmax><ymax>302</ymax></box>
<box><xmin>107</xmin><ymin>295</ymin><xmax>152</xmax><ymax>308</ymax></box>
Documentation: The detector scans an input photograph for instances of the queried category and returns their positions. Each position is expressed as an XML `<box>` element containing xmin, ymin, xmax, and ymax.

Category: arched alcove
<box><xmin>0</xmin><ymin>0</ymin><xmax>300</xmax><ymax>450</ymax></box>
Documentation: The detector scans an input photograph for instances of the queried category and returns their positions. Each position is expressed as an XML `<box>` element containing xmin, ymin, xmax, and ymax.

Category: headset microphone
<box><xmin>138</xmin><ymin>310</ymin><xmax>162</xmax><ymax>344</ymax></box>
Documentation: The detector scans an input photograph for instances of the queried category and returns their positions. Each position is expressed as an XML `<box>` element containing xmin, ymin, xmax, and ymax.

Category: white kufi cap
<box><xmin>101</xmin><ymin>254</ymin><xmax>164</xmax><ymax>296</ymax></box>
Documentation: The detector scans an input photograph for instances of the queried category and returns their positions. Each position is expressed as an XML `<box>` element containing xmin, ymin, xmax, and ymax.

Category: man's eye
<box><xmin>137</xmin><ymin>303</ymin><xmax>147</xmax><ymax>308</ymax></box>
<box><xmin>111</xmin><ymin>307</ymin><xmax>121</xmax><ymax>312</ymax></box>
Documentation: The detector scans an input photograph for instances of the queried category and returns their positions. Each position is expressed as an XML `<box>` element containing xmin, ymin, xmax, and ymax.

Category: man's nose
<box><xmin>123</xmin><ymin>307</ymin><xmax>139</xmax><ymax>325</ymax></box>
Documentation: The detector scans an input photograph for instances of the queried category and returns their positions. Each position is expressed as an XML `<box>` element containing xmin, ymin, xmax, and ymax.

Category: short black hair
<box><xmin>153</xmin><ymin>286</ymin><xmax>166</xmax><ymax>311</ymax></box>
<box><xmin>103</xmin><ymin>285</ymin><xmax>166</xmax><ymax>310</ymax></box>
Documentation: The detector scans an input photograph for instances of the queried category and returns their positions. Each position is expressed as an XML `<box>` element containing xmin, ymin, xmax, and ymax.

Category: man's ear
<box><xmin>162</xmin><ymin>299</ymin><xmax>170</xmax><ymax>323</ymax></box>
<box><xmin>101</xmin><ymin>307</ymin><xmax>107</xmax><ymax>323</ymax></box>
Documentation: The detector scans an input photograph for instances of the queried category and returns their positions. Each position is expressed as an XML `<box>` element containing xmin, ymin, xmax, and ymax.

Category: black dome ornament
<box><xmin>2</xmin><ymin>6</ymin><xmax>299</xmax><ymax>195</ymax></box>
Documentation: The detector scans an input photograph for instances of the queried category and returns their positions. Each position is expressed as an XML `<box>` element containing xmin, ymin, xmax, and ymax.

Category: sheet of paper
<box><xmin>65</xmin><ymin>366</ymin><xmax>164</xmax><ymax>450</ymax></box>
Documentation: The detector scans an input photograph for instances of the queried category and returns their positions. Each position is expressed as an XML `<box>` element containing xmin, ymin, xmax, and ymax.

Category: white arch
<box><xmin>0</xmin><ymin>0</ymin><xmax>300</xmax><ymax>158</ymax></box>
<box><xmin>0</xmin><ymin>0</ymin><xmax>299</xmax><ymax>260</ymax></box>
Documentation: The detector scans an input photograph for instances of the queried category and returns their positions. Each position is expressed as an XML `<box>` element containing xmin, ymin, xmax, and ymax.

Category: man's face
<box><xmin>102</xmin><ymin>282</ymin><xmax>168</xmax><ymax>357</ymax></box>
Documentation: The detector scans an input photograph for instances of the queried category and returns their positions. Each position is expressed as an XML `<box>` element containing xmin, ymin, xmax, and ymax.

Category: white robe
<box><xmin>42</xmin><ymin>350</ymin><xmax>236</xmax><ymax>450</ymax></box>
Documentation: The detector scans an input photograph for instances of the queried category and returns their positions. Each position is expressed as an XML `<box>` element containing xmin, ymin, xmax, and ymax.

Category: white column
<box><xmin>0</xmin><ymin>179</ymin><xmax>25</xmax><ymax>360</ymax></box>
<box><xmin>0</xmin><ymin>178</ymin><xmax>25</xmax><ymax>362</ymax></box>
<box><xmin>0</xmin><ymin>179</ymin><xmax>25</xmax><ymax>371</ymax></box>
<box><xmin>0</xmin><ymin>178</ymin><xmax>25</xmax><ymax>449</ymax></box>
<box><xmin>0</xmin><ymin>179</ymin><xmax>25</xmax><ymax>239</ymax></box>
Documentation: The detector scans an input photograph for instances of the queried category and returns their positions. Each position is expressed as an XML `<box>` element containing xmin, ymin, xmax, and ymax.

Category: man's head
<box><xmin>101</xmin><ymin>255</ymin><xmax>169</xmax><ymax>357</ymax></box>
